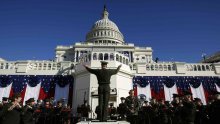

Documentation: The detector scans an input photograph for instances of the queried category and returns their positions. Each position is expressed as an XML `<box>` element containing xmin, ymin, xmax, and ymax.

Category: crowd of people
<box><xmin>98</xmin><ymin>89</ymin><xmax>220</xmax><ymax>124</ymax></box>
<box><xmin>0</xmin><ymin>89</ymin><xmax>220</xmax><ymax>124</ymax></box>
<box><xmin>0</xmin><ymin>94</ymin><xmax>73</xmax><ymax>124</ymax></box>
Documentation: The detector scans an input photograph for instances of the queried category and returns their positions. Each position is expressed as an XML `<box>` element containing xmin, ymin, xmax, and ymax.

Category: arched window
<box><xmin>146</xmin><ymin>65</ymin><xmax>150</xmax><ymax>71</ymax></box>
<box><xmin>116</xmin><ymin>54</ymin><xmax>119</xmax><ymax>61</ymax></box>
<box><xmin>99</xmin><ymin>53</ymin><xmax>103</xmax><ymax>60</ymax></box>
<box><xmin>202</xmin><ymin>65</ymin><xmax>205</xmax><ymax>71</ymax></box>
<box><xmin>120</xmin><ymin>56</ymin><xmax>122</xmax><ymax>62</ymax></box>
<box><xmin>104</xmin><ymin>53</ymin><xmax>108</xmax><ymax>60</ymax></box>
<box><xmin>168</xmin><ymin>65</ymin><xmax>171</xmax><ymax>71</ymax></box>
<box><xmin>164</xmin><ymin>65</ymin><xmax>167</xmax><ymax>71</ymax></box>
<box><xmin>194</xmin><ymin>65</ymin><xmax>197</xmax><ymax>71</ymax></box>
<box><xmin>123</xmin><ymin>57</ymin><xmax>125</xmax><ymax>64</ymax></box>
<box><xmin>159</xmin><ymin>65</ymin><xmax>163</xmax><ymax>71</ymax></box>
<box><xmin>48</xmin><ymin>63</ymin><xmax>52</xmax><ymax>70</ymax></box>
<box><xmin>93</xmin><ymin>53</ymin><xmax>97</xmax><ymax>60</ymax></box>
<box><xmin>126</xmin><ymin>59</ymin><xmax>129</xmax><ymax>65</ymax></box>
<box><xmin>155</xmin><ymin>65</ymin><xmax>158</xmax><ymax>71</ymax></box>
<box><xmin>151</xmin><ymin>65</ymin><xmax>154</xmax><ymax>70</ymax></box>
<box><xmin>197</xmin><ymin>65</ymin><xmax>201</xmax><ymax>71</ymax></box>
<box><xmin>206</xmin><ymin>65</ymin><xmax>210</xmax><ymax>71</ymax></box>
<box><xmin>110</xmin><ymin>53</ymin><xmax>114</xmax><ymax>60</ymax></box>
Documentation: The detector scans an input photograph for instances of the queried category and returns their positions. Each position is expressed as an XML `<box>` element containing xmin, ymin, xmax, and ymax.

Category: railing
<box><xmin>146</xmin><ymin>63</ymin><xmax>175</xmax><ymax>71</ymax></box>
<box><xmin>27</xmin><ymin>62</ymin><xmax>61</xmax><ymax>70</ymax></box>
<box><xmin>185</xmin><ymin>63</ymin><xmax>214</xmax><ymax>71</ymax></box>
<box><xmin>0</xmin><ymin>61</ymin><xmax>75</xmax><ymax>71</ymax></box>
<box><xmin>78</xmin><ymin>51</ymin><xmax>129</xmax><ymax>65</ymax></box>
<box><xmin>0</xmin><ymin>62</ymin><xmax>16</xmax><ymax>70</ymax></box>
<box><xmin>129</xmin><ymin>62</ymin><xmax>215</xmax><ymax>72</ymax></box>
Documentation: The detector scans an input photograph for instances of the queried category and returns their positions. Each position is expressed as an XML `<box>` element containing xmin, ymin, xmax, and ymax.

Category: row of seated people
<box><xmin>77</xmin><ymin>89</ymin><xmax>220</xmax><ymax>124</ymax></box>
<box><xmin>0</xmin><ymin>94</ymin><xmax>73</xmax><ymax>124</ymax></box>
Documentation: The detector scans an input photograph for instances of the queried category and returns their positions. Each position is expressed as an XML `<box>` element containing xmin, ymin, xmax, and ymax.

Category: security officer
<box><xmin>80</xmin><ymin>100</ymin><xmax>91</xmax><ymax>120</ymax></box>
<box><xmin>117</xmin><ymin>97</ymin><xmax>127</xmax><ymax>120</ymax></box>
<box><xmin>125</xmin><ymin>89</ymin><xmax>140</xmax><ymax>124</ymax></box>
<box><xmin>209</xmin><ymin>91</ymin><xmax>220</xmax><ymax>124</ymax></box>
<box><xmin>108</xmin><ymin>103</ymin><xmax>117</xmax><ymax>120</ymax></box>
<box><xmin>84</xmin><ymin>61</ymin><xmax>122</xmax><ymax>121</ymax></box>
<box><xmin>0</xmin><ymin>93</ymin><xmax>22</xmax><ymax>124</ymax></box>
<box><xmin>22</xmin><ymin>98</ymin><xmax>36</xmax><ymax>124</ymax></box>
<box><xmin>180</xmin><ymin>91</ymin><xmax>196</xmax><ymax>124</ymax></box>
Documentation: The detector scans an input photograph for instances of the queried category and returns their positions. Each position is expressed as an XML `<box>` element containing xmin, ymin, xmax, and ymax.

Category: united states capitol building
<box><xmin>0</xmin><ymin>6</ymin><xmax>220</xmax><ymax>115</ymax></box>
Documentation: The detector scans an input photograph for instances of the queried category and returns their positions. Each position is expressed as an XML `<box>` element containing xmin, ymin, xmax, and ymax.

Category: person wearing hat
<box><xmin>38</xmin><ymin>99</ymin><xmax>53</xmax><ymax>124</ymax></box>
<box><xmin>209</xmin><ymin>91</ymin><xmax>220</xmax><ymax>124</ymax></box>
<box><xmin>108</xmin><ymin>103</ymin><xmax>116</xmax><ymax>120</ymax></box>
<box><xmin>84</xmin><ymin>61</ymin><xmax>122</xmax><ymax>121</ymax></box>
<box><xmin>125</xmin><ymin>89</ymin><xmax>140</xmax><ymax>124</ymax></box>
<box><xmin>171</xmin><ymin>94</ymin><xmax>180</xmax><ymax>107</ymax></box>
<box><xmin>2</xmin><ymin>97</ymin><xmax>9</xmax><ymax>105</ymax></box>
<box><xmin>117</xmin><ymin>97</ymin><xmax>127</xmax><ymax>120</ymax></box>
<box><xmin>21</xmin><ymin>98</ymin><xmax>36</xmax><ymax>124</ymax></box>
<box><xmin>170</xmin><ymin>94</ymin><xmax>183</xmax><ymax>124</ymax></box>
<box><xmin>80</xmin><ymin>100</ymin><xmax>91</xmax><ymax>120</ymax></box>
<box><xmin>180</xmin><ymin>91</ymin><xmax>196</xmax><ymax>124</ymax></box>
<box><xmin>0</xmin><ymin>93</ymin><xmax>22</xmax><ymax>124</ymax></box>
<box><xmin>193</xmin><ymin>98</ymin><xmax>209</xmax><ymax>124</ymax></box>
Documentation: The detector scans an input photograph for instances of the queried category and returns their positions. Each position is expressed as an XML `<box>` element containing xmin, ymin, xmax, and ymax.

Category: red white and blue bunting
<box><xmin>133</xmin><ymin>76</ymin><xmax>220</xmax><ymax>105</ymax></box>
<box><xmin>0</xmin><ymin>75</ymin><xmax>74</xmax><ymax>106</ymax></box>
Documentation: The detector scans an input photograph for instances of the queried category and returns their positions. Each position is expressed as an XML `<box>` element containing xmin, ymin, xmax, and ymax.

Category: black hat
<box><xmin>213</xmin><ymin>91</ymin><xmax>220</xmax><ymax>95</ymax></box>
<box><xmin>120</xmin><ymin>97</ymin><xmax>125</xmax><ymax>100</ymax></box>
<box><xmin>194</xmin><ymin>98</ymin><xmax>201</xmax><ymax>101</ymax></box>
<box><xmin>183</xmin><ymin>91</ymin><xmax>192</xmax><ymax>96</ymax></box>
<box><xmin>44</xmin><ymin>99</ymin><xmax>50</xmax><ymax>102</ymax></box>
<box><xmin>165</xmin><ymin>101</ymin><xmax>170</xmax><ymax>105</ymax></box>
<box><xmin>26</xmin><ymin>98</ymin><xmax>35</xmax><ymax>103</ymax></box>
<box><xmin>13</xmin><ymin>93</ymin><xmax>21</xmax><ymax>98</ymax></box>
<box><xmin>172</xmin><ymin>94</ymin><xmax>180</xmax><ymax>98</ymax></box>
<box><xmin>100</xmin><ymin>61</ymin><xmax>108</xmax><ymax>65</ymax></box>
<box><xmin>110</xmin><ymin>103</ymin><xmax>114</xmax><ymax>106</ymax></box>
<box><xmin>2</xmin><ymin>97</ymin><xmax>8</xmax><ymax>101</ymax></box>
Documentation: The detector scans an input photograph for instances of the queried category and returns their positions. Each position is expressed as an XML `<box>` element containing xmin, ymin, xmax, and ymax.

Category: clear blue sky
<box><xmin>0</xmin><ymin>0</ymin><xmax>219</xmax><ymax>62</ymax></box>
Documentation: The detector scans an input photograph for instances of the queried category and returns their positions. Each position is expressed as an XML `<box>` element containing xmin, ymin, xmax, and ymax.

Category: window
<box><xmin>104</xmin><ymin>53</ymin><xmax>108</xmax><ymax>60</ymax></box>
<box><xmin>93</xmin><ymin>53</ymin><xmax>97</xmax><ymax>60</ymax></box>
<box><xmin>116</xmin><ymin>54</ymin><xmax>119</xmax><ymax>61</ymax></box>
<box><xmin>99</xmin><ymin>53</ymin><xmax>103</xmax><ymax>60</ymax></box>
<box><xmin>110</xmin><ymin>53</ymin><xmax>114</xmax><ymax>60</ymax></box>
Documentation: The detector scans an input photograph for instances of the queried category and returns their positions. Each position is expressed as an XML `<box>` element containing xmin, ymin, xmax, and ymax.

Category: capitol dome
<box><xmin>86</xmin><ymin>6</ymin><xmax>124</xmax><ymax>44</ymax></box>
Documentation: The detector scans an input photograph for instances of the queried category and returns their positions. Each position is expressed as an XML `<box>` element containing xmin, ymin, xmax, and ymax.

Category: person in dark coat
<box><xmin>194</xmin><ymin>98</ymin><xmax>209</xmax><ymax>124</ymax></box>
<box><xmin>0</xmin><ymin>93</ymin><xmax>22</xmax><ymax>124</ymax></box>
<box><xmin>209</xmin><ymin>91</ymin><xmax>220</xmax><ymax>124</ymax></box>
<box><xmin>158</xmin><ymin>99</ymin><xmax>168</xmax><ymax>124</ymax></box>
<box><xmin>21</xmin><ymin>98</ymin><xmax>36</xmax><ymax>124</ymax></box>
<box><xmin>84</xmin><ymin>61</ymin><xmax>122</xmax><ymax>121</ymax></box>
<box><xmin>125</xmin><ymin>89</ymin><xmax>140</xmax><ymax>124</ymax></box>
<box><xmin>117</xmin><ymin>97</ymin><xmax>127</xmax><ymax>120</ymax></box>
<box><xmin>52</xmin><ymin>100</ymin><xmax>63</xmax><ymax>124</ymax></box>
<box><xmin>80</xmin><ymin>100</ymin><xmax>91</xmax><ymax>120</ymax></box>
<box><xmin>139</xmin><ymin>100</ymin><xmax>151</xmax><ymax>124</ymax></box>
<box><xmin>0</xmin><ymin>97</ymin><xmax>9</xmax><ymax>122</ymax></box>
<box><xmin>108</xmin><ymin>103</ymin><xmax>117</xmax><ymax>120</ymax></box>
<box><xmin>180</xmin><ymin>91</ymin><xmax>196</xmax><ymax>124</ymax></box>
<box><xmin>171</xmin><ymin>94</ymin><xmax>182</xmax><ymax>124</ymax></box>
<box><xmin>37</xmin><ymin>99</ymin><xmax>53</xmax><ymax>124</ymax></box>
